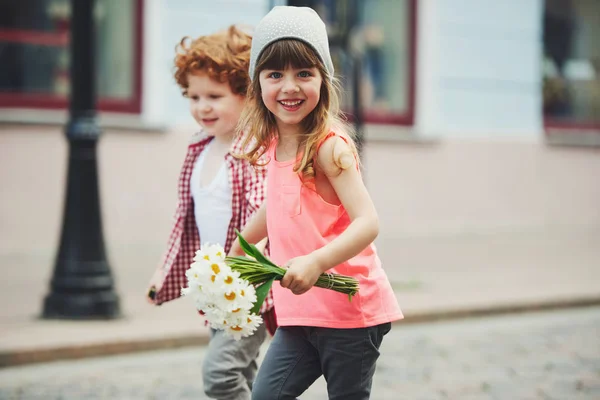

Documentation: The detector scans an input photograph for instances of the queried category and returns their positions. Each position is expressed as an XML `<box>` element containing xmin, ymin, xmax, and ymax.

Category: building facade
<box><xmin>1</xmin><ymin>0</ymin><xmax>598</xmax><ymax>259</ymax></box>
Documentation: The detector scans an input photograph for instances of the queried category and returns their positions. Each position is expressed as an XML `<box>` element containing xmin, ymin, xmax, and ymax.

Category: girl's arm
<box><xmin>311</xmin><ymin>135</ymin><xmax>379</xmax><ymax>270</ymax></box>
<box><xmin>229</xmin><ymin>202</ymin><xmax>268</xmax><ymax>256</ymax></box>
<box><xmin>281</xmin><ymin>135</ymin><xmax>378</xmax><ymax>295</ymax></box>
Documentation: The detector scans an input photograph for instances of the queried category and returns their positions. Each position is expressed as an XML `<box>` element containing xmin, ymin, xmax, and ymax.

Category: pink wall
<box><xmin>363</xmin><ymin>139</ymin><xmax>600</xmax><ymax>238</ymax></box>
<box><xmin>1</xmin><ymin>125</ymin><xmax>599</xmax><ymax>258</ymax></box>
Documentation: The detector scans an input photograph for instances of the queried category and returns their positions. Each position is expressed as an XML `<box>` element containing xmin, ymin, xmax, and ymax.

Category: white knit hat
<box><xmin>249</xmin><ymin>6</ymin><xmax>334</xmax><ymax>80</ymax></box>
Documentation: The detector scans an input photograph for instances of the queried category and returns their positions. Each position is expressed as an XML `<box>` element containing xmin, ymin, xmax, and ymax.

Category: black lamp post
<box><xmin>42</xmin><ymin>0</ymin><xmax>120</xmax><ymax>319</ymax></box>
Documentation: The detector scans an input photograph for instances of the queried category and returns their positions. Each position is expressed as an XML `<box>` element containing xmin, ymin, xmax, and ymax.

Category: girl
<box><xmin>146</xmin><ymin>26</ymin><xmax>276</xmax><ymax>400</ymax></box>
<box><xmin>230</xmin><ymin>6</ymin><xmax>403</xmax><ymax>400</ymax></box>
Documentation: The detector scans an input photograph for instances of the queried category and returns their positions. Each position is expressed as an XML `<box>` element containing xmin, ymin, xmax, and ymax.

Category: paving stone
<box><xmin>0</xmin><ymin>307</ymin><xmax>598</xmax><ymax>399</ymax></box>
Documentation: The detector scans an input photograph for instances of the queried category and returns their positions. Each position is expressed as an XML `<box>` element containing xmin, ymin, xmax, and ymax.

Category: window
<box><xmin>0</xmin><ymin>0</ymin><xmax>143</xmax><ymax>113</ymax></box>
<box><xmin>288</xmin><ymin>0</ymin><xmax>416</xmax><ymax>125</ymax></box>
<box><xmin>543</xmin><ymin>0</ymin><xmax>600</xmax><ymax>131</ymax></box>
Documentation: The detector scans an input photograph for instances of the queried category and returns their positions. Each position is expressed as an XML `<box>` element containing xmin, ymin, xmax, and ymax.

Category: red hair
<box><xmin>173</xmin><ymin>25</ymin><xmax>252</xmax><ymax>96</ymax></box>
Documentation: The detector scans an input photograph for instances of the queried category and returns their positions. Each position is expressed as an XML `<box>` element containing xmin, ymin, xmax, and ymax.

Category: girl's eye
<box><xmin>190</xmin><ymin>95</ymin><xmax>199</xmax><ymax>101</ymax></box>
<box><xmin>268</xmin><ymin>72</ymin><xmax>282</xmax><ymax>79</ymax></box>
<box><xmin>209</xmin><ymin>94</ymin><xmax>221</xmax><ymax>99</ymax></box>
<box><xmin>298</xmin><ymin>70</ymin><xmax>311</xmax><ymax>78</ymax></box>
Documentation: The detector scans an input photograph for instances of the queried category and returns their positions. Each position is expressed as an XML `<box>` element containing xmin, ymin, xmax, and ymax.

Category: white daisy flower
<box><xmin>203</xmin><ymin>306</ymin><xmax>230</xmax><ymax>330</ymax></box>
<box><xmin>214</xmin><ymin>280</ymin><xmax>257</xmax><ymax>312</ymax></box>
<box><xmin>183</xmin><ymin>242</ymin><xmax>270</xmax><ymax>341</ymax></box>
<box><xmin>194</xmin><ymin>243</ymin><xmax>226</xmax><ymax>263</ymax></box>
<box><xmin>213</xmin><ymin>268</ymin><xmax>241</xmax><ymax>291</ymax></box>
<box><xmin>193</xmin><ymin>249</ymin><xmax>208</xmax><ymax>262</ymax></box>
<box><xmin>236</xmin><ymin>283</ymin><xmax>257</xmax><ymax>310</ymax></box>
<box><xmin>198</xmin><ymin>261</ymin><xmax>234</xmax><ymax>294</ymax></box>
<box><xmin>223</xmin><ymin>310</ymin><xmax>264</xmax><ymax>341</ymax></box>
<box><xmin>180</xmin><ymin>286</ymin><xmax>193</xmax><ymax>297</ymax></box>
<box><xmin>185</xmin><ymin>263</ymin><xmax>206</xmax><ymax>287</ymax></box>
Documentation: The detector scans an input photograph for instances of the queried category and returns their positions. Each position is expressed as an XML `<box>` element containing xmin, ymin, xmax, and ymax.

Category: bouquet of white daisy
<box><xmin>182</xmin><ymin>231</ymin><xmax>359</xmax><ymax>340</ymax></box>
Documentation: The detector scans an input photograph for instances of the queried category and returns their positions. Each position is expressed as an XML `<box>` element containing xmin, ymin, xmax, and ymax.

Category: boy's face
<box><xmin>258</xmin><ymin>66</ymin><xmax>322</xmax><ymax>135</ymax></box>
<box><xmin>187</xmin><ymin>72</ymin><xmax>245</xmax><ymax>139</ymax></box>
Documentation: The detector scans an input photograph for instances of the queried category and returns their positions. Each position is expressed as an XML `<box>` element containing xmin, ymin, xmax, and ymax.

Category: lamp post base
<box><xmin>43</xmin><ymin>290</ymin><xmax>120</xmax><ymax>320</ymax></box>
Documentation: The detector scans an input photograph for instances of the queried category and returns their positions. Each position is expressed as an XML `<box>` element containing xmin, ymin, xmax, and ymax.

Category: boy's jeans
<box><xmin>251</xmin><ymin>323</ymin><xmax>391</xmax><ymax>400</ymax></box>
<box><xmin>203</xmin><ymin>324</ymin><xmax>267</xmax><ymax>400</ymax></box>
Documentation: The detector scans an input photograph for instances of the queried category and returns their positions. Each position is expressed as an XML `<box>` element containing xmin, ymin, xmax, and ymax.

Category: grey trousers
<box><xmin>203</xmin><ymin>323</ymin><xmax>267</xmax><ymax>400</ymax></box>
<box><xmin>251</xmin><ymin>323</ymin><xmax>391</xmax><ymax>400</ymax></box>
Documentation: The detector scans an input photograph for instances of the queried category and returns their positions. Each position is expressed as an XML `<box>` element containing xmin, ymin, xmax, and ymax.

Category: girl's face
<box><xmin>187</xmin><ymin>72</ymin><xmax>245</xmax><ymax>140</ymax></box>
<box><xmin>259</xmin><ymin>66</ymin><xmax>322</xmax><ymax>136</ymax></box>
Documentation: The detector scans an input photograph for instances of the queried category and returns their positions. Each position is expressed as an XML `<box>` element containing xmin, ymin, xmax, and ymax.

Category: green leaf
<box><xmin>250</xmin><ymin>277</ymin><xmax>275</xmax><ymax>315</ymax></box>
<box><xmin>248</xmin><ymin>244</ymin><xmax>280</xmax><ymax>268</ymax></box>
<box><xmin>235</xmin><ymin>230</ymin><xmax>280</xmax><ymax>269</ymax></box>
<box><xmin>236</xmin><ymin>230</ymin><xmax>257</xmax><ymax>258</ymax></box>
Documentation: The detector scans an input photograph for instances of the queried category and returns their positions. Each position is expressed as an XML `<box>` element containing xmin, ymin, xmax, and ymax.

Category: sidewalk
<box><xmin>1</xmin><ymin>227</ymin><xmax>599</xmax><ymax>368</ymax></box>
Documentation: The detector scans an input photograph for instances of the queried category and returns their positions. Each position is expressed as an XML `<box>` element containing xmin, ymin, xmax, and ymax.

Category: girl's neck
<box><xmin>276</xmin><ymin>117</ymin><xmax>303</xmax><ymax>136</ymax></box>
<box><xmin>275</xmin><ymin>127</ymin><xmax>302</xmax><ymax>162</ymax></box>
<box><xmin>277</xmin><ymin>133</ymin><xmax>300</xmax><ymax>148</ymax></box>
<box><xmin>276</xmin><ymin>121</ymin><xmax>303</xmax><ymax>147</ymax></box>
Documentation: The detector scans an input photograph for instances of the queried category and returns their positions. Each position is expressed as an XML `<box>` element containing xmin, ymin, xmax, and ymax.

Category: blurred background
<box><xmin>0</xmin><ymin>0</ymin><xmax>599</xmax><ymax>399</ymax></box>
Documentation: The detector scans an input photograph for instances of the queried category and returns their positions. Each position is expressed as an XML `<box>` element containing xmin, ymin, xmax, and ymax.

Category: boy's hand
<box><xmin>280</xmin><ymin>254</ymin><xmax>322</xmax><ymax>295</ymax></box>
<box><xmin>146</xmin><ymin>268</ymin><xmax>164</xmax><ymax>304</ymax></box>
<box><xmin>146</xmin><ymin>286</ymin><xmax>157</xmax><ymax>304</ymax></box>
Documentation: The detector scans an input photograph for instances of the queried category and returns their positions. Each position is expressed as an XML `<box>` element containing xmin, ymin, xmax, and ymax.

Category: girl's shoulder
<box><xmin>316</xmin><ymin>120</ymin><xmax>356</xmax><ymax>152</ymax></box>
<box><xmin>316</xmin><ymin>128</ymin><xmax>358</xmax><ymax>174</ymax></box>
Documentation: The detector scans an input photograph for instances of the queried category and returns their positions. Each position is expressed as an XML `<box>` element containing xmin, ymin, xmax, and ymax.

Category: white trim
<box><xmin>0</xmin><ymin>109</ymin><xmax>166</xmax><ymax>132</ymax></box>
<box><xmin>140</xmin><ymin>0</ymin><xmax>167</xmax><ymax>126</ymax></box>
<box><xmin>414</xmin><ymin>0</ymin><xmax>437</xmax><ymax>137</ymax></box>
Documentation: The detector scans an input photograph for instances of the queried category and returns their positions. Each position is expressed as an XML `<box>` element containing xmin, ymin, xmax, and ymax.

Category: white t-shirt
<box><xmin>190</xmin><ymin>142</ymin><xmax>233</xmax><ymax>247</ymax></box>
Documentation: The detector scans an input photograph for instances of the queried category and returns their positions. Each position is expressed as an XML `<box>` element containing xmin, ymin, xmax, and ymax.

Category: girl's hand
<box><xmin>254</xmin><ymin>237</ymin><xmax>269</xmax><ymax>254</ymax></box>
<box><xmin>228</xmin><ymin>203</ymin><xmax>268</xmax><ymax>258</ymax></box>
<box><xmin>280</xmin><ymin>255</ymin><xmax>323</xmax><ymax>295</ymax></box>
<box><xmin>228</xmin><ymin>238</ymin><xmax>244</xmax><ymax>257</ymax></box>
<box><xmin>228</xmin><ymin>237</ymin><xmax>268</xmax><ymax>258</ymax></box>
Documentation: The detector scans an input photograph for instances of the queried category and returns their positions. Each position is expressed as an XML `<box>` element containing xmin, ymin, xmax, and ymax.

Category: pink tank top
<box><xmin>266</xmin><ymin>134</ymin><xmax>403</xmax><ymax>328</ymax></box>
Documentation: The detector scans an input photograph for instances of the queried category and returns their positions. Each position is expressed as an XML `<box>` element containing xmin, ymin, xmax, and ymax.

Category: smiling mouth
<box><xmin>278</xmin><ymin>100</ymin><xmax>304</xmax><ymax>110</ymax></box>
<box><xmin>202</xmin><ymin>118</ymin><xmax>218</xmax><ymax>124</ymax></box>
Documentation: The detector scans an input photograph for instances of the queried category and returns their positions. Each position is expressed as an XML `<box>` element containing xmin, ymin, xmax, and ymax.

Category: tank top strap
<box><xmin>316</xmin><ymin>131</ymin><xmax>350</xmax><ymax>153</ymax></box>
<box><xmin>316</xmin><ymin>131</ymin><xmax>359</xmax><ymax>170</ymax></box>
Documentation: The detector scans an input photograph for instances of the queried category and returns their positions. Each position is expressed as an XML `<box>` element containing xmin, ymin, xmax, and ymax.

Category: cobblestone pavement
<box><xmin>1</xmin><ymin>307</ymin><xmax>599</xmax><ymax>400</ymax></box>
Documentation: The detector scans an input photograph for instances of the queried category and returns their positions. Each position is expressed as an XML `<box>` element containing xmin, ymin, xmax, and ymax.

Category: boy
<box><xmin>146</xmin><ymin>26</ymin><xmax>275</xmax><ymax>400</ymax></box>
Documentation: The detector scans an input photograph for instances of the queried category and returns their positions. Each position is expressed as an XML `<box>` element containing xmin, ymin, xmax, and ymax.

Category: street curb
<box><xmin>1</xmin><ymin>296</ymin><xmax>599</xmax><ymax>368</ymax></box>
<box><xmin>0</xmin><ymin>335</ymin><xmax>211</xmax><ymax>369</ymax></box>
<box><xmin>398</xmin><ymin>296</ymin><xmax>600</xmax><ymax>325</ymax></box>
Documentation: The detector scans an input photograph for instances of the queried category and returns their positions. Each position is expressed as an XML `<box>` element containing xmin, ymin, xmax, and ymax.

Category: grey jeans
<box><xmin>251</xmin><ymin>323</ymin><xmax>391</xmax><ymax>400</ymax></box>
<box><xmin>203</xmin><ymin>323</ymin><xmax>267</xmax><ymax>400</ymax></box>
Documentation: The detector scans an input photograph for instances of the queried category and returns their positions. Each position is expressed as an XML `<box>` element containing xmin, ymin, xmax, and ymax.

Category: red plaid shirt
<box><xmin>148</xmin><ymin>130</ymin><xmax>276</xmax><ymax>334</ymax></box>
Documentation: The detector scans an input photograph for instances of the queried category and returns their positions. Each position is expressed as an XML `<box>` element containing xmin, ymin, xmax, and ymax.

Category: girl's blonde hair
<box><xmin>237</xmin><ymin>39</ymin><xmax>356</xmax><ymax>180</ymax></box>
